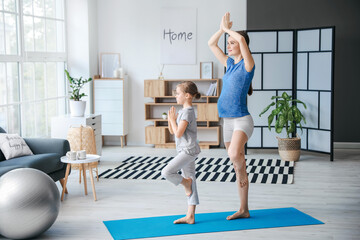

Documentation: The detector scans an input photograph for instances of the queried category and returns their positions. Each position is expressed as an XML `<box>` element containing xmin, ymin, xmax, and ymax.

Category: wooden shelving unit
<box><xmin>144</xmin><ymin>79</ymin><xmax>221</xmax><ymax>149</ymax></box>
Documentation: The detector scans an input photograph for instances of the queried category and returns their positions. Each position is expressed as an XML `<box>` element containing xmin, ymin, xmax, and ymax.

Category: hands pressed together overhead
<box><xmin>220</xmin><ymin>12</ymin><xmax>233</xmax><ymax>32</ymax></box>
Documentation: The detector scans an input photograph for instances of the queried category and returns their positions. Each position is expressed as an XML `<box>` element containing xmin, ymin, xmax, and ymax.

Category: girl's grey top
<box><xmin>175</xmin><ymin>106</ymin><xmax>201</xmax><ymax>156</ymax></box>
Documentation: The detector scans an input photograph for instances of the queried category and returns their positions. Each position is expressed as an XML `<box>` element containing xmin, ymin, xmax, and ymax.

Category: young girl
<box><xmin>161</xmin><ymin>81</ymin><xmax>201</xmax><ymax>224</ymax></box>
<box><xmin>208</xmin><ymin>12</ymin><xmax>255</xmax><ymax>220</ymax></box>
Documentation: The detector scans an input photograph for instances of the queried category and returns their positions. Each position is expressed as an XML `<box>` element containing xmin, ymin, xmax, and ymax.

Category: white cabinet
<box><xmin>51</xmin><ymin>114</ymin><xmax>102</xmax><ymax>155</ymax></box>
<box><xmin>93</xmin><ymin>76</ymin><xmax>128</xmax><ymax>147</ymax></box>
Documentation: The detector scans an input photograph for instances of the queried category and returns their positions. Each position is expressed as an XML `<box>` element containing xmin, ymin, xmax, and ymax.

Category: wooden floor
<box><xmin>1</xmin><ymin>147</ymin><xmax>359</xmax><ymax>240</ymax></box>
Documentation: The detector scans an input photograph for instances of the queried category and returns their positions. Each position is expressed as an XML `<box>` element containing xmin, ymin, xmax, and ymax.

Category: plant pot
<box><xmin>277</xmin><ymin>135</ymin><xmax>301</xmax><ymax>161</ymax></box>
<box><xmin>162</xmin><ymin>115</ymin><xmax>167</xmax><ymax>120</ymax></box>
<box><xmin>69</xmin><ymin>100</ymin><xmax>86</xmax><ymax>117</ymax></box>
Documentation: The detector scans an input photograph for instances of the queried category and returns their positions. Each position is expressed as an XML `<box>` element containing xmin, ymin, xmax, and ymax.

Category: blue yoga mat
<box><xmin>104</xmin><ymin>207</ymin><xmax>323</xmax><ymax>240</ymax></box>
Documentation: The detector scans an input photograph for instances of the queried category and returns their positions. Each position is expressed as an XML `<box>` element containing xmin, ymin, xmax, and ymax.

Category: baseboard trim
<box><xmin>103</xmin><ymin>141</ymin><xmax>148</xmax><ymax>147</ymax></box>
<box><xmin>334</xmin><ymin>142</ymin><xmax>360</xmax><ymax>149</ymax></box>
<box><xmin>103</xmin><ymin>141</ymin><xmax>359</xmax><ymax>149</ymax></box>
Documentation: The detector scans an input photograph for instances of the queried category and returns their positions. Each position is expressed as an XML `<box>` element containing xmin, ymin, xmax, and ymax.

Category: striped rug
<box><xmin>99</xmin><ymin>156</ymin><xmax>294</xmax><ymax>184</ymax></box>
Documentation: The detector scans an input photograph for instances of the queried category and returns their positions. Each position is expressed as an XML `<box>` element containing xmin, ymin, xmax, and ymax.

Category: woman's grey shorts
<box><xmin>223</xmin><ymin>115</ymin><xmax>254</xmax><ymax>143</ymax></box>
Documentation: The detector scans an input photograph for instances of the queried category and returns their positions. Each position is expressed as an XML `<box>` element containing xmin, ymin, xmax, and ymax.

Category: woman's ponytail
<box><xmin>248</xmin><ymin>84</ymin><xmax>253</xmax><ymax>96</ymax></box>
<box><xmin>236</xmin><ymin>31</ymin><xmax>252</xmax><ymax>96</ymax></box>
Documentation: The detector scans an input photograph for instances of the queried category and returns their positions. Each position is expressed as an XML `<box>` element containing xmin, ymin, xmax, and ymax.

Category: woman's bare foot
<box><xmin>182</xmin><ymin>177</ymin><xmax>193</xmax><ymax>196</ymax></box>
<box><xmin>226</xmin><ymin>210</ymin><xmax>250</xmax><ymax>220</ymax></box>
<box><xmin>174</xmin><ymin>215</ymin><xmax>195</xmax><ymax>224</ymax></box>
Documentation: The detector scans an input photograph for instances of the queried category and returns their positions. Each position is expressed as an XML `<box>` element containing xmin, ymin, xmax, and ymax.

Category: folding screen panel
<box><xmin>295</xmin><ymin>27</ymin><xmax>334</xmax><ymax>160</ymax></box>
<box><xmin>224</xmin><ymin>27</ymin><xmax>334</xmax><ymax>161</ymax></box>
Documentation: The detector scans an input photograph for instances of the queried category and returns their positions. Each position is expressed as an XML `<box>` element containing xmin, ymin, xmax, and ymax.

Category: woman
<box><xmin>208</xmin><ymin>12</ymin><xmax>255</xmax><ymax>220</ymax></box>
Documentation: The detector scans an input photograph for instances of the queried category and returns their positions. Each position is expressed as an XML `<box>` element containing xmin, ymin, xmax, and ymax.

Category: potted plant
<box><xmin>65</xmin><ymin>70</ymin><xmax>92</xmax><ymax>117</ymax></box>
<box><xmin>162</xmin><ymin>112</ymin><xmax>167</xmax><ymax>120</ymax></box>
<box><xmin>259</xmin><ymin>92</ymin><xmax>307</xmax><ymax>161</ymax></box>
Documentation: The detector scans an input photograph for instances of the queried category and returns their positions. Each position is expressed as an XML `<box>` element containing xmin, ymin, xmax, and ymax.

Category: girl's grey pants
<box><xmin>161</xmin><ymin>151</ymin><xmax>199</xmax><ymax>205</ymax></box>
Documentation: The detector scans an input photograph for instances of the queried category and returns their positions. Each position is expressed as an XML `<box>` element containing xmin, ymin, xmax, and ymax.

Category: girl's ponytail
<box><xmin>178</xmin><ymin>81</ymin><xmax>201</xmax><ymax>99</ymax></box>
<box><xmin>194</xmin><ymin>92</ymin><xmax>201</xmax><ymax>99</ymax></box>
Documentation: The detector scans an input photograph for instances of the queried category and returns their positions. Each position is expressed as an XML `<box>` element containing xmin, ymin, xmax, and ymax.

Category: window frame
<box><xmin>0</xmin><ymin>0</ymin><xmax>68</xmax><ymax>137</ymax></box>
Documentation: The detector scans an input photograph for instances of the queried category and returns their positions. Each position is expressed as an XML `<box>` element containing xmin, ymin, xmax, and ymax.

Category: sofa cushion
<box><xmin>0</xmin><ymin>165</ymin><xmax>23</xmax><ymax>177</ymax></box>
<box><xmin>0</xmin><ymin>153</ymin><xmax>64</xmax><ymax>174</ymax></box>
<box><xmin>0</xmin><ymin>133</ymin><xmax>33</xmax><ymax>160</ymax></box>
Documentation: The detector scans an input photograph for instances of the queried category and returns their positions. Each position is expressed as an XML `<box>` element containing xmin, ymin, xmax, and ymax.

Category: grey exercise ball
<box><xmin>0</xmin><ymin>168</ymin><xmax>60</xmax><ymax>239</ymax></box>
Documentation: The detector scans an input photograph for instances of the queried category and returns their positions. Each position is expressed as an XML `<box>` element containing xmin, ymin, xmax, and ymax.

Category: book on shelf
<box><xmin>206</xmin><ymin>83</ymin><xmax>217</xmax><ymax>96</ymax></box>
<box><xmin>206</xmin><ymin>83</ymin><xmax>213</xmax><ymax>96</ymax></box>
<box><xmin>212</xmin><ymin>84</ymin><xmax>217</xmax><ymax>96</ymax></box>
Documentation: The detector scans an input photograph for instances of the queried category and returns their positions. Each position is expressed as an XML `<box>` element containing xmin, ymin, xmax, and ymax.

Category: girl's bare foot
<box><xmin>226</xmin><ymin>210</ymin><xmax>250</xmax><ymax>220</ymax></box>
<box><xmin>174</xmin><ymin>215</ymin><xmax>195</xmax><ymax>224</ymax></box>
<box><xmin>183</xmin><ymin>177</ymin><xmax>193</xmax><ymax>196</ymax></box>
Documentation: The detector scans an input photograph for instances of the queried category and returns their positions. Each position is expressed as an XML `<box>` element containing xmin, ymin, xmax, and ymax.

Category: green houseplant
<box><xmin>259</xmin><ymin>92</ymin><xmax>307</xmax><ymax>161</ymax></box>
<box><xmin>65</xmin><ymin>69</ymin><xmax>92</xmax><ymax>117</ymax></box>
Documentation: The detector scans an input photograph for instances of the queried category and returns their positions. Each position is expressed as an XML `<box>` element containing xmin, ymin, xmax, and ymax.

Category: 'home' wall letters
<box><xmin>160</xmin><ymin>8</ymin><xmax>197</xmax><ymax>64</ymax></box>
<box><xmin>163</xmin><ymin>29</ymin><xmax>193</xmax><ymax>44</ymax></box>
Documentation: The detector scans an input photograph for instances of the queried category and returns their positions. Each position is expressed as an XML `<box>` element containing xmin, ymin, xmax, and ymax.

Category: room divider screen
<box><xmin>224</xmin><ymin>27</ymin><xmax>335</xmax><ymax>161</ymax></box>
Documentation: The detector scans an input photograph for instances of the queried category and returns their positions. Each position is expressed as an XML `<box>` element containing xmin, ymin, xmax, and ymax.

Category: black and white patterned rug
<box><xmin>99</xmin><ymin>156</ymin><xmax>294</xmax><ymax>184</ymax></box>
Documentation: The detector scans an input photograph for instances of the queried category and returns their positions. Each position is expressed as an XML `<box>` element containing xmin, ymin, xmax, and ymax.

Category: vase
<box><xmin>69</xmin><ymin>100</ymin><xmax>86</xmax><ymax>117</ymax></box>
<box><xmin>158</xmin><ymin>72</ymin><xmax>164</xmax><ymax>80</ymax></box>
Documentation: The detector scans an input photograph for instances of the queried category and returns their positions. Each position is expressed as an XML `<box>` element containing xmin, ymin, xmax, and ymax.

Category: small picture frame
<box><xmin>100</xmin><ymin>53</ymin><xmax>120</xmax><ymax>78</ymax></box>
<box><xmin>200</xmin><ymin>62</ymin><xmax>213</xmax><ymax>79</ymax></box>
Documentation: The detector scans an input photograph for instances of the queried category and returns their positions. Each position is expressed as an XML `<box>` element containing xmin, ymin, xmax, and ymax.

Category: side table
<box><xmin>60</xmin><ymin>154</ymin><xmax>100</xmax><ymax>201</ymax></box>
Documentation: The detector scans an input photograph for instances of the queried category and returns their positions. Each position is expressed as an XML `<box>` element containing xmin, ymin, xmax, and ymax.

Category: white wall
<box><xmin>67</xmin><ymin>0</ymin><xmax>98</xmax><ymax>113</ymax></box>
<box><xmin>87</xmin><ymin>0</ymin><xmax>99</xmax><ymax>112</ymax></box>
<box><xmin>97</xmin><ymin>0</ymin><xmax>246</xmax><ymax>145</ymax></box>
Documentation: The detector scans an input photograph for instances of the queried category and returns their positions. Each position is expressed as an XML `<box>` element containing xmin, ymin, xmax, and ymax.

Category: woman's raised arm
<box><xmin>208</xmin><ymin>30</ymin><xmax>228</xmax><ymax>67</ymax></box>
<box><xmin>221</xmin><ymin>12</ymin><xmax>254</xmax><ymax>72</ymax></box>
<box><xmin>208</xmin><ymin>14</ymin><xmax>233</xmax><ymax>67</ymax></box>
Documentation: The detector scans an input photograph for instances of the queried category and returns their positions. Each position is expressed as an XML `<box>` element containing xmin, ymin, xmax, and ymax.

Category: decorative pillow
<box><xmin>0</xmin><ymin>133</ymin><xmax>34</xmax><ymax>160</ymax></box>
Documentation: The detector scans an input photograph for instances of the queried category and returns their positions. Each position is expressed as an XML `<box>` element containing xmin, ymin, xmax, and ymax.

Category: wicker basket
<box><xmin>276</xmin><ymin>135</ymin><xmax>301</xmax><ymax>161</ymax></box>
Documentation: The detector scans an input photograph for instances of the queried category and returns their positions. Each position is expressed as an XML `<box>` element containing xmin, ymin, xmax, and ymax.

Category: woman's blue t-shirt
<box><xmin>217</xmin><ymin>57</ymin><xmax>255</xmax><ymax>118</ymax></box>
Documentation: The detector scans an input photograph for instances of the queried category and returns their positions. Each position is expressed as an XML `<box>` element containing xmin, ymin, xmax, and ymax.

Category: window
<box><xmin>0</xmin><ymin>0</ymin><xmax>66</xmax><ymax>137</ymax></box>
